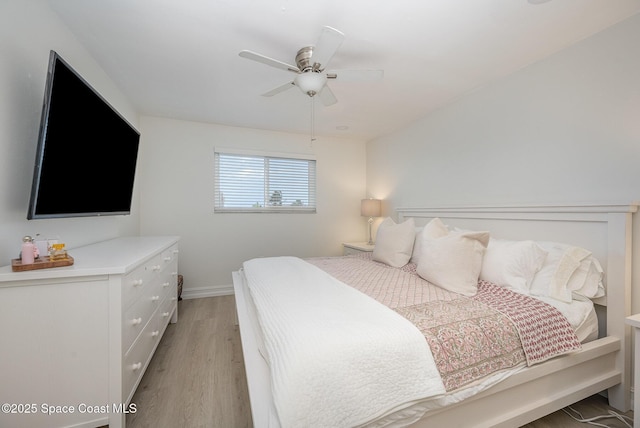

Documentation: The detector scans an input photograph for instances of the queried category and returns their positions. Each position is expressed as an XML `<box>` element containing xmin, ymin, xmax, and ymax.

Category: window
<box><xmin>214</xmin><ymin>149</ymin><xmax>316</xmax><ymax>213</ymax></box>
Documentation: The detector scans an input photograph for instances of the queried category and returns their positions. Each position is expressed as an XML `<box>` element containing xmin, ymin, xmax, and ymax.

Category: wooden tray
<box><xmin>11</xmin><ymin>255</ymin><xmax>74</xmax><ymax>272</ymax></box>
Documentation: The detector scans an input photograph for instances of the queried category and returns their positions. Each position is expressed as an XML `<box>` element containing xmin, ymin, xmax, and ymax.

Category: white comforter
<box><xmin>243</xmin><ymin>256</ymin><xmax>446</xmax><ymax>428</ymax></box>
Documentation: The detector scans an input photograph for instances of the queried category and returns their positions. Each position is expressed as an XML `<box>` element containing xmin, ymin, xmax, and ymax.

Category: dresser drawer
<box><xmin>122</xmin><ymin>270</ymin><xmax>166</xmax><ymax>354</ymax></box>
<box><xmin>158</xmin><ymin>261</ymin><xmax>178</xmax><ymax>297</ymax></box>
<box><xmin>122</xmin><ymin>265</ymin><xmax>152</xmax><ymax>310</ymax></box>
<box><xmin>121</xmin><ymin>252</ymin><xmax>164</xmax><ymax>310</ymax></box>
<box><xmin>122</xmin><ymin>292</ymin><xmax>159</xmax><ymax>355</ymax></box>
<box><xmin>157</xmin><ymin>293</ymin><xmax>177</xmax><ymax>333</ymax></box>
<box><xmin>342</xmin><ymin>242</ymin><xmax>375</xmax><ymax>256</ymax></box>
<box><xmin>143</xmin><ymin>252</ymin><xmax>166</xmax><ymax>286</ymax></box>
<box><xmin>122</xmin><ymin>313</ymin><xmax>163</xmax><ymax>402</ymax></box>
<box><xmin>160</xmin><ymin>244</ymin><xmax>179</xmax><ymax>267</ymax></box>
<box><xmin>343</xmin><ymin>246</ymin><xmax>360</xmax><ymax>256</ymax></box>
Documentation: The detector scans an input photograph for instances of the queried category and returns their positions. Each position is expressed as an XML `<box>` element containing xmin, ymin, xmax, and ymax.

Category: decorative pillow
<box><xmin>529</xmin><ymin>241</ymin><xmax>604</xmax><ymax>302</ymax></box>
<box><xmin>479</xmin><ymin>239</ymin><xmax>548</xmax><ymax>293</ymax></box>
<box><xmin>416</xmin><ymin>230</ymin><xmax>490</xmax><ymax>296</ymax></box>
<box><xmin>372</xmin><ymin>217</ymin><xmax>416</xmax><ymax>268</ymax></box>
<box><xmin>410</xmin><ymin>227</ymin><xmax>423</xmax><ymax>264</ymax></box>
<box><xmin>410</xmin><ymin>218</ymin><xmax>449</xmax><ymax>264</ymax></box>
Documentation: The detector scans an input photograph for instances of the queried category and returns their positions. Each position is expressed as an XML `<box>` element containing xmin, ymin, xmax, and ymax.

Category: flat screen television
<box><xmin>27</xmin><ymin>50</ymin><xmax>140</xmax><ymax>219</ymax></box>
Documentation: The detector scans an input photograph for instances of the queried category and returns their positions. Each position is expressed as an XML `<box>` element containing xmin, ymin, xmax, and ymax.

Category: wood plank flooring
<box><xmin>126</xmin><ymin>296</ymin><xmax>633</xmax><ymax>428</ymax></box>
<box><xmin>126</xmin><ymin>296</ymin><xmax>252</xmax><ymax>428</ymax></box>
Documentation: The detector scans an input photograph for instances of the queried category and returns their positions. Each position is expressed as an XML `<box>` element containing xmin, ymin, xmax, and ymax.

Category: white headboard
<box><xmin>396</xmin><ymin>203</ymin><xmax>638</xmax><ymax>409</ymax></box>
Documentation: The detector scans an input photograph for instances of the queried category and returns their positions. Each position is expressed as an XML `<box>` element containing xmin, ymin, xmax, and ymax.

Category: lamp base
<box><xmin>367</xmin><ymin>217</ymin><xmax>374</xmax><ymax>246</ymax></box>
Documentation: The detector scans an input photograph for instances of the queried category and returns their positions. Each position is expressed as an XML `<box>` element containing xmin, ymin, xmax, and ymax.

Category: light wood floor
<box><xmin>126</xmin><ymin>296</ymin><xmax>252</xmax><ymax>428</ymax></box>
<box><xmin>126</xmin><ymin>296</ymin><xmax>633</xmax><ymax>428</ymax></box>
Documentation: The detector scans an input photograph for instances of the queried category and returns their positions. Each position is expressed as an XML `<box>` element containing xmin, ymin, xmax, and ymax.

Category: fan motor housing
<box><xmin>296</xmin><ymin>46</ymin><xmax>318</xmax><ymax>72</ymax></box>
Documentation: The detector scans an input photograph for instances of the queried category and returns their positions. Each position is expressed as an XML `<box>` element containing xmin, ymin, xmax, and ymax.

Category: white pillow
<box><xmin>372</xmin><ymin>217</ymin><xmax>416</xmax><ymax>267</ymax></box>
<box><xmin>416</xmin><ymin>230</ymin><xmax>490</xmax><ymax>296</ymax></box>
<box><xmin>529</xmin><ymin>241</ymin><xmax>604</xmax><ymax>302</ymax></box>
<box><xmin>410</xmin><ymin>227</ymin><xmax>423</xmax><ymax>264</ymax></box>
<box><xmin>410</xmin><ymin>218</ymin><xmax>449</xmax><ymax>264</ymax></box>
<box><xmin>479</xmin><ymin>239</ymin><xmax>548</xmax><ymax>293</ymax></box>
<box><xmin>571</xmin><ymin>258</ymin><xmax>605</xmax><ymax>299</ymax></box>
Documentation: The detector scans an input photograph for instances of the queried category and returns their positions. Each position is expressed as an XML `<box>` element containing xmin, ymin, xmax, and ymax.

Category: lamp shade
<box><xmin>295</xmin><ymin>72</ymin><xmax>327</xmax><ymax>95</ymax></box>
<box><xmin>361</xmin><ymin>199</ymin><xmax>381</xmax><ymax>217</ymax></box>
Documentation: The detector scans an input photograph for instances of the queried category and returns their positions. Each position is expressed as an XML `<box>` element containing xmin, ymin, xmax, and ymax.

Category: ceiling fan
<box><xmin>239</xmin><ymin>26</ymin><xmax>383</xmax><ymax>106</ymax></box>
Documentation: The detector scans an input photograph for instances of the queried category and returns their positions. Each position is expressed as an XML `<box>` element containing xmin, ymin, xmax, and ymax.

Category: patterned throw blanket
<box><xmin>308</xmin><ymin>255</ymin><xmax>582</xmax><ymax>392</ymax></box>
<box><xmin>395</xmin><ymin>280</ymin><xmax>581</xmax><ymax>391</ymax></box>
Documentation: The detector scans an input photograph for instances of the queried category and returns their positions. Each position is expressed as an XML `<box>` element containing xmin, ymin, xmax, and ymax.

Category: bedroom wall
<box><xmin>0</xmin><ymin>0</ymin><xmax>141</xmax><ymax>264</ymax></box>
<box><xmin>137</xmin><ymin>116</ymin><xmax>367</xmax><ymax>296</ymax></box>
<box><xmin>366</xmin><ymin>14</ymin><xmax>640</xmax><ymax>309</ymax></box>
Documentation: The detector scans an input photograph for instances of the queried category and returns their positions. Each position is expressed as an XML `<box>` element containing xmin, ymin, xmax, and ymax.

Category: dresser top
<box><xmin>0</xmin><ymin>236</ymin><xmax>179</xmax><ymax>283</ymax></box>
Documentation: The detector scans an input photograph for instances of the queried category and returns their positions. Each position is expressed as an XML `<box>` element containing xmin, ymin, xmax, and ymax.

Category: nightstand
<box><xmin>342</xmin><ymin>242</ymin><xmax>375</xmax><ymax>256</ymax></box>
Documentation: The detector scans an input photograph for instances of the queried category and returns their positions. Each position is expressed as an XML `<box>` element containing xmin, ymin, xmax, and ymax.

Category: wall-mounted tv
<box><xmin>27</xmin><ymin>50</ymin><xmax>140</xmax><ymax>219</ymax></box>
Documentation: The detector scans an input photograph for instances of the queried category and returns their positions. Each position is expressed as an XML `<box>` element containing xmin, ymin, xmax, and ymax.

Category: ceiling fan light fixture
<box><xmin>295</xmin><ymin>72</ymin><xmax>327</xmax><ymax>96</ymax></box>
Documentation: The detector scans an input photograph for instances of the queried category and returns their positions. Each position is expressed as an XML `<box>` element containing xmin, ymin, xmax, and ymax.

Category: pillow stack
<box><xmin>370</xmin><ymin>216</ymin><xmax>605</xmax><ymax>302</ymax></box>
<box><xmin>529</xmin><ymin>241</ymin><xmax>605</xmax><ymax>302</ymax></box>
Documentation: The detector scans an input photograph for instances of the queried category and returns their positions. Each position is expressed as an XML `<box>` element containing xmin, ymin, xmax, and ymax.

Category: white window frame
<box><xmin>214</xmin><ymin>148</ymin><xmax>316</xmax><ymax>213</ymax></box>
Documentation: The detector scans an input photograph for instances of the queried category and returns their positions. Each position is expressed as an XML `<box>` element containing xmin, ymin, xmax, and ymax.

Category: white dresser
<box><xmin>0</xmin><ymin>236</ymin><xmax>179</xmax><ymax>428</ymax></box>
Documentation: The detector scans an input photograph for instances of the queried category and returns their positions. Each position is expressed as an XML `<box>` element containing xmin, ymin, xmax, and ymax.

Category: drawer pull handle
<box><xmin>172</xmin><ymin>271</ymin><xmax>178</xmax><ymax>276</ymax></box>
<box><xmin>151</xmin><ymin>330</ymin><xmax>160</xmax><ymax>337</ymax></box>
<box><xmin>152</xmin><ymin>265</ymin><xmax>161</xmax><ymax>271</ymax></box>
<box><xmin>164</xmin><ymin>256</ymin><xmax>172</xmax><ymax>262</ymax></box>
<box><xmin>133</xmin><ymin>279</ymin><xmax>143</xmax><ymax>286</ymax></box>
<box><xmin>152</xmin><ymin>295</ymin><xmax>160</xmax><ymax>302</ymax></box>
<box><xmin>163</xmin><ymin>282</ymin><xmax>170</xmax><ymax>288</ymax></box>
<box><xmin>172</xmin><ymin>249</ymin><xmax>179</xmax><ymax>254</ymax></box>
<box><xmin>132</xmin><ymin>362</ymin><xmax>142</xmax><ymax>371</ymax></box>
<box><xmin>132</xmin><ymin>317</ymin><xmax>142</xmax><ymax>325</ymax></box>
<box><xmin>171</xmin><ymin>297</ymin><xmax>177</xmax><ymax>302</ymax></box>
<box><xmin>162</xmin><ymin>312</ymin><xmax>170</xmax><ymax>317</ymax></box>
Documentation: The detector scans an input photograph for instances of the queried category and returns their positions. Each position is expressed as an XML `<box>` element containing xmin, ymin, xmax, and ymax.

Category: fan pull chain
<box><xmin>310</xmin><ymin>96</ymin><xmax>316</xmax><ymax>143</ymax></box>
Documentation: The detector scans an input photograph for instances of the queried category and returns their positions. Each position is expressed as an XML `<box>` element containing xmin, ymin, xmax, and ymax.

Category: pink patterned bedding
<box><xmin>474</xmin><ymin>280</ymin><xmax>582</xmax><ymax>366</ymax></box>
<box><xmin>308</xmin><ymin>253</ymin><xmax>462</xmax><ymax>308</ymax></box>
<box><xmin>307</xmin><ymin>254</ymin><xmax>582</xmax><ymax>392</ymax></box>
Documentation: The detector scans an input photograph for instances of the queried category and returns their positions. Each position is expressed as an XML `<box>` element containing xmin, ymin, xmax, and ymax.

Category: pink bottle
<box><xmin>21</xmin><ymin>236</ymin><xmax>35</xmax><ymax>265</ymax></box>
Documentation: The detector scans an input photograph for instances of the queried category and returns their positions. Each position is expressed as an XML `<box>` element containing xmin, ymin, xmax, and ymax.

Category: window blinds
<box><xmin>214</xmin><ymin>151</ymin><xmax>316</xmax><ymax>213</ymax></box>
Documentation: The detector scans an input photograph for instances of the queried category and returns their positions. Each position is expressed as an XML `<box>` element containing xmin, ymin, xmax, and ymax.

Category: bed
<box><xmin>233</xmin><ymin>203</ymin><xmax>637</xmax><ymax>427</ymax></box>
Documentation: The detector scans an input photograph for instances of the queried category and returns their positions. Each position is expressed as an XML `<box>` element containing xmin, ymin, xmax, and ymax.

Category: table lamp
<box><xmin>361</xmin><ymin>199</ymin><xmax>381</xmax><ymax>245</ymax></box>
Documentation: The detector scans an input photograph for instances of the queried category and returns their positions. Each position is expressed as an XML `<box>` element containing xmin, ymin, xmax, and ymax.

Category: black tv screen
<box><xmin>27</xmin><ymin>50</ymin><xmax>140</xmax><ymax>219</ymax></box>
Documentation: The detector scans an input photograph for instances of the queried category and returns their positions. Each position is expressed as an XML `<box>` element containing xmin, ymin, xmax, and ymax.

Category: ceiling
<box><xmin>47</xmin><ymin>0</ymin><xmax>640</xmax><ymax>141</ymax></box>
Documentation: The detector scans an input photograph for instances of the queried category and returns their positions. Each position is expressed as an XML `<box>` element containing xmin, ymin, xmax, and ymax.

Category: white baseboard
<box><xmin>181</xmin><ymin>284</ymin><xmax>234</xmax><ymax>299</ymax></box>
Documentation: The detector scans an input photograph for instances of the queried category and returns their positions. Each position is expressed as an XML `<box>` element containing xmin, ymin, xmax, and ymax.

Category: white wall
<box><xmin>137</xmin><ymin>116</ymin><xmax>367</xmax><ymax>296</ymax></box>
<box><xmin>0</xmin><ymin>0</ymin><xmax>140</xmax><ymax>263</ymax></box>
<box><xmin>366</xmin><ymin>14</ymin><xmax>640</xmax><ymax>308</ymax></box>
<box><xmin>1</xmin><ymin>0</ymin><xmax>367</xmax><ymax>294</ymax></box>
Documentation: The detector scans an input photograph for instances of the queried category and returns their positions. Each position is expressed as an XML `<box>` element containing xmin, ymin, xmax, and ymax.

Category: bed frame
<box><xmin>233</xmin><ymin>203</ymin><xmax>637</xmax><ymax>427</ymax></box>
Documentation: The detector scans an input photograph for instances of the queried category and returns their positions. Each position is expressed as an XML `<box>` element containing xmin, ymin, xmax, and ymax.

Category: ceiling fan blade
<box><xmin>326</xmin><ymin>69</ymin><xmax>384</xmax><ymax>82</ymax></box>
<box><xmin>261</xmin><ymin>81</ymin><xmax>296</xmax><ymax>97</ymax></box>
<box><xmin>239</xmin><ymin>50</ymin><xmax>299</xmax><ymax>73</ymax></box>
<box><xmin>312</xmin><ymin>26</ymin><xmax>345</xmax><ymax>70</ymax></box>
<box><xmin>318</xmin><ymin>85</ymin><xmax>337</xmax><ymax>106</ymax></box>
